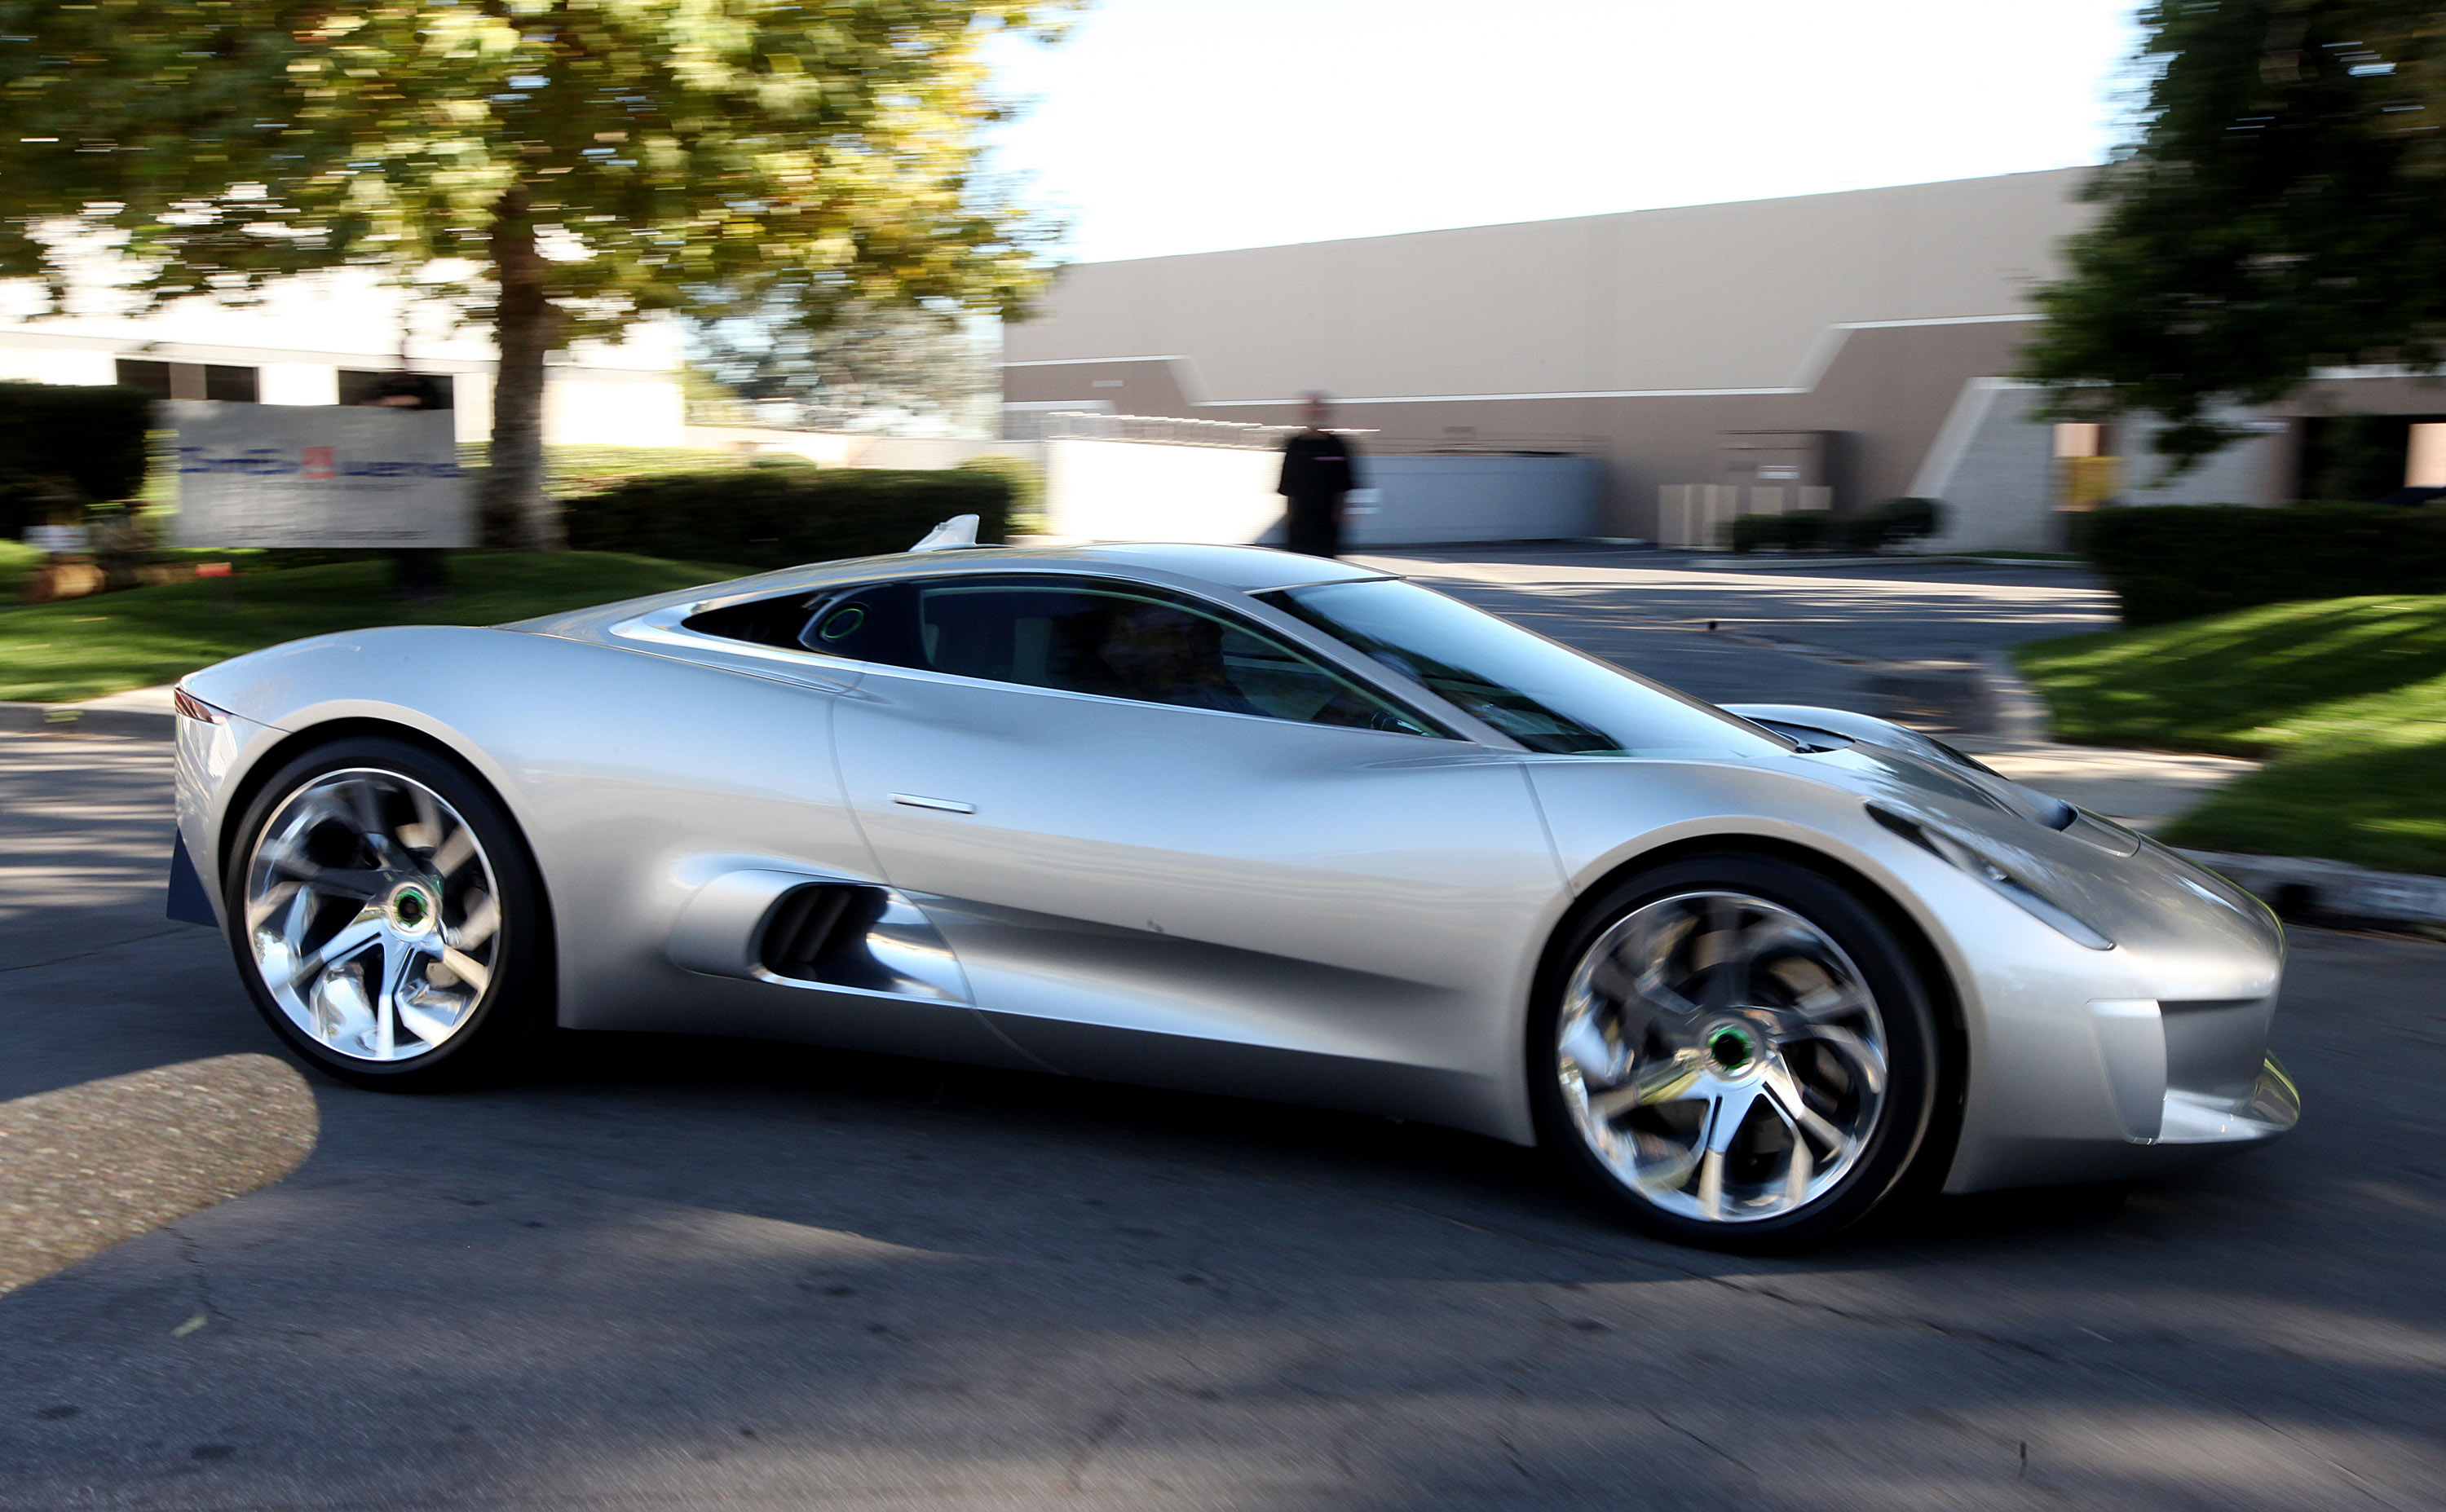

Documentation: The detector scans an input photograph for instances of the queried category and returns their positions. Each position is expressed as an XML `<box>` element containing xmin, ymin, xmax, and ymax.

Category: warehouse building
<box><xmin>1003</xmin><ymin>168</ymin><xmax>2435</xmax><ymax>551</ymax></box>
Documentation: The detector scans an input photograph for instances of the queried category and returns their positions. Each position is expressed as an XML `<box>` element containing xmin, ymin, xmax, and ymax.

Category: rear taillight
<box><xmin>172</xmin><ymin>686</ymin><xmax>229</xmax><ymax>725</ymax></box>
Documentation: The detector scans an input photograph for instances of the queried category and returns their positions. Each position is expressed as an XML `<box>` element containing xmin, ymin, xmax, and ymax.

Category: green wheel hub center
<box><xmin>1707</xmin><ymin>1025</ymin><xmax>1757</xmax><ymax>1072</ymax></box>
<box><xmin>391</xmin><ymin>886</ymin><xmax>432</xmax><ymax>932</ymax></box>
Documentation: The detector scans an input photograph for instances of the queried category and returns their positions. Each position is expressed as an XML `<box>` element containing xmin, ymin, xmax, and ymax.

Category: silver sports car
<box><xmin>168</xmin><ymin>536</ymin><xmax>2299</xmax><ymax>1248</ymax></box>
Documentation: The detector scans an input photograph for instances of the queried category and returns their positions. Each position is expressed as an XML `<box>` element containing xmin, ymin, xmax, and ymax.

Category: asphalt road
<box><xmin>4</xmin><ymin>707</ymin><xmax>2445</xmax><ymax>1508</ymax></box>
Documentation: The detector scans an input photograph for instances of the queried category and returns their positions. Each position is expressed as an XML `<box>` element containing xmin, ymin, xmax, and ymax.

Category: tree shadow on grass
<box><xmin>2025</xmin><ymin>596</ymin><xmax>2446</xmax><ymax>754</ymax></box>
<box><xmin>2166</xmin><ymin>734</ymin><xmax>2446</xmax><ymax>874</ymax></box>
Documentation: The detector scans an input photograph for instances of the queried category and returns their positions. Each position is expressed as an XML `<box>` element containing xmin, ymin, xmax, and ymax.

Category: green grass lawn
<box><xmin>2017</xmin><ymin>595</ymin><xmax>2446</xmax><ymax>873</ymax></box>
<box><xmin>0</xmin><ymin>550</ymin><xmax>742</xmax><ymax>704</ymax></box>
<box><xmin>0</xmin><ymin>540</ymin><xmax>39</xmax><ymax>602</ymax></box>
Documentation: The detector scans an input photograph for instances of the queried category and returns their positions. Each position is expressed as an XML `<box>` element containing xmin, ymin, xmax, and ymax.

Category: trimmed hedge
<box><xmin>1729</xmin><ymin>496</ymin><xmax>1945</xmax><ymax>554</ymax></box>
<box><xmin>2082</xmin><ymin>504</ymin><xmax>2446</xmax><ymax>626</ymax></box>
<box><xmin>563</xmin><ymin>467</ymin><xmax>1011</xmax><ymax>571</ymax></box>
<box><xmin>951</xmin><ymin>452</ymin><xmax>1044</xmax><ymax>519</ymax></box>
<box><xmin>0</xmin><ymin>382</ymin><xmax>154</xmax><ymax>534</ymax></box>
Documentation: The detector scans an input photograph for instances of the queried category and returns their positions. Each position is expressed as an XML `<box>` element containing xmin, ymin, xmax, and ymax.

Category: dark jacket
<box><xmin>1278</xmin><ymin>432</ymin><xmax>1362</xmax><ymax>500</ymax></box>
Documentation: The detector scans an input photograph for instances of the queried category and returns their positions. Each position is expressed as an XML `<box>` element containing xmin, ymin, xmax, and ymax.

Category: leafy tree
<box><xmin>2024</xmin><ymin>1</ymin><xmax>2446</xmax><ymax>469</ymax></box>
<box><xmin>0</xmin><ymin>0</ymin><xmax>1066</xmax><ymax>546</ymax></box>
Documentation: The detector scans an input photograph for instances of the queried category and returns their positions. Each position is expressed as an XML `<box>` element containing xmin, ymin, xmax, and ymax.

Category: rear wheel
<box><xmin>1531</xmin><ymin>853</ymin><xmax>1945</xmax><ymax>1250</ymax></box>
<box><xmin>223</xmin><ymin>737</ymin><xmax>551</xmax><ymax>1090</ymax></box>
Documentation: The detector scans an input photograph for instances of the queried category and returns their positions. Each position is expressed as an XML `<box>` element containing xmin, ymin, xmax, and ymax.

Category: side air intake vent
<box><xmin>669</xmin><ymin>870</ymin><xmax>969</xmax><ymax>1003</ymax></box>
<box><xmin>760</xmin><ymin>884</ymin><xmax>892</xmax><ymax>987</ymax></box>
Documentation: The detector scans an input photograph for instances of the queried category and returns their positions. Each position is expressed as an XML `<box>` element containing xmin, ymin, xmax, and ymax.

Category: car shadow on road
<box><xmin>497</xmin><ymin>1025</ymin><xmax>2185</xmax><ymax>1279</ymax></box>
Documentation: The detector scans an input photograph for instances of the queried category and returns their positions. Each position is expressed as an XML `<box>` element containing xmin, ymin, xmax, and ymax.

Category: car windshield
<box><xmin>1265</xmin><ymin>579</ymin><xmax>1790</xmax><ymax>758</ymax></box>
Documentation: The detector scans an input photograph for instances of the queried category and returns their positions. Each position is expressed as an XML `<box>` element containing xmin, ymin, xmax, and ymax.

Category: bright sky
<box><xmin>981</xmin><ymin>0</ymin><xmax>2147</xmax><ymax>265</ymax></box>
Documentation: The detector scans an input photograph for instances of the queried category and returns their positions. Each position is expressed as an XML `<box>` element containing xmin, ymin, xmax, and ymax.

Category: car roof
<box><xmin>506</xmin><ymin>543</ymin><xmax>1387</xmax><ymax>641</ymax></box>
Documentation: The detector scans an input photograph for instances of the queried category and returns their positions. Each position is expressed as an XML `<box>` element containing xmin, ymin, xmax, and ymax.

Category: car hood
<box><xmin>1720</xmin><ymin>703</ymin><xmax>2282</xmax><ymax>966</ymax></box>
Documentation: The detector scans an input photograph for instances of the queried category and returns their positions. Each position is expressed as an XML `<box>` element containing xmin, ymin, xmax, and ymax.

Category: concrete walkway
<box><xmin>1963</xmin><ymin>743</ymin><xmax>2260</xmax><ymax>833</ymax></box>
<box><xmin>73</xmin><ymin>684</ymin><xmax>176</xmax><ymax>715</ymax></box>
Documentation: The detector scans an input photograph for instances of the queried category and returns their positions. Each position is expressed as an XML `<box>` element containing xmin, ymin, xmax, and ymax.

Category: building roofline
<box><xmin>1003</xmin><ymin>315</ymin><xmax>2043</xmax><ymax>409</ymax></box>
<box><xmin>1046</xmin><ymin>165</ymin><xmax>2101</xmax><ymax>271</ymax></box>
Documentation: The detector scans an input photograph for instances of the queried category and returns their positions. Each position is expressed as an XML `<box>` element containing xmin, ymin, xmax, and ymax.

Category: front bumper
<box><xmin>2164</xmin><ymin>1053</ymin><xmax>2300</xmax><ymax>1146</ymax></box>
<box><xmin>1934</xmin><ymin>834</ymin><xmax>2298</xmax><ymax>1194</ymax></box>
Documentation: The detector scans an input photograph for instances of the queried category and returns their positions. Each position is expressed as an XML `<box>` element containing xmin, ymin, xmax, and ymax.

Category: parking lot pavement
<box><xmin>4</xmin><ymin>734</ymin><xmax>2445</xmax><ymax>1510</ymax></box>
<box><xmin>1357</xmin><ymin>548</ymin><xmax>2118</xmax><ymax>736</ymax></box>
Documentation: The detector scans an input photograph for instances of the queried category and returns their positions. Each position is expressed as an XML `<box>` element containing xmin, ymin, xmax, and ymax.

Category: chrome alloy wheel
<box><xmin>1556</xmin><ymin>891</ymin><xmax>1889</xmax><ymax>1224</ymax></box>
<box><xmin>242</xmin><ymin>768</ymin><xmax>502</xmax><ymax>1063</ymax></box>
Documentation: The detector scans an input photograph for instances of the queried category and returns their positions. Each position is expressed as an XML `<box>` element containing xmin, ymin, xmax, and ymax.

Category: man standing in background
<box><xmin>1277</xmin><ymin>390</ymin><xmax>1361</xmax><ymax>558</ymax></box>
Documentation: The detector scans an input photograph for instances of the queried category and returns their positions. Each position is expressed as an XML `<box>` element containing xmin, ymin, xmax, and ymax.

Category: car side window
<box><xmin>909</xmin><ymin>580</ymin><xmax>1437</xmax><ymax>735</ymax></box>
<box><xmin>682</xmin><ymin>590</ymin><xmax>825</xmax><ymax>648</ymax></box>
<box><xmin>797</xmin><ymin>585</ymin><xmax>906</xmax><ymax>663</ymax></box>
<box><xmin>681</xmin><ymin>583</ymin><xmax>912</xmax><ymax>663</ymax></box>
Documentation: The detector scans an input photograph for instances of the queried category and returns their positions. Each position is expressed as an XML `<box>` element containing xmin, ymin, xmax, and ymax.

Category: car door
<box><xmin>546</xmin><ymin>584</ymin><xmax>1036</xmax><ymax>1075</ymax></box>
<box><xmin>828</xmin><ymin>573</ymin><xmax>1563</xmax><ymax>1131</ymax></box>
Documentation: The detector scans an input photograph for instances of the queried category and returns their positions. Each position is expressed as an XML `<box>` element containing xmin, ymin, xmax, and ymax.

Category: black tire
<box><xmin>1530</xmin><ymin>853</ymin><xmax>1948</xmax><ymax>1251</ymax></box>
<box><xmin>222</xmin><ymin>735</ymin><xmax>554</xmax><ymax>1091</ymax></box>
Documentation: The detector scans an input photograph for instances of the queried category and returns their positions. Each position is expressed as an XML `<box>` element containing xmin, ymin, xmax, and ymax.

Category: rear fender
<box><xmin>183</xmin><ymin>625</ymin><xmax>884</xmax><ymax>1032</ymax></box>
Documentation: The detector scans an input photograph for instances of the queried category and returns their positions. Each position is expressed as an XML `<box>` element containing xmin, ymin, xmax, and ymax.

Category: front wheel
<box><xmin>223</xmin><ymin>736</ymin><xmax>553</xmax><ymax>1090</ymax></box>
<box><xmin>1531</xmin><ymin>854</ymin><xmax>1946</xmax><ymax>1250</ymax></box>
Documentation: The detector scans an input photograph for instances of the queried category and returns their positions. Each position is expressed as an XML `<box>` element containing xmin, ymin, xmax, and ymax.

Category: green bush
<box><xmin>1730</xmin><ymin>512</ymin><xmax>1834</xmax><ymax>552</ymax></box>
<box><xmin>954</xmin><ymin>452</ymin><xmax>1045</xmax><ymax>531</ymax></box>
<box><xmin>1727</xmin><ymin>498</ymin><xmax>1936</xmax><ymax>554</ymax></box>
<box><xmin>0</xmin><ymin>382</ymin><xmax>154</xmax><ymax>535</ymax></box>
<box><xmin>1833</xmin><ymin>513</ymin><xmax>1897</xmax><ymax>552</ymax></box>
<box><xmin>2082</xmin><ymin>503</ymin><xmax>2446</xmax><ymax>626</ymax></box>
<box><xmin>564</xmin><ymin>467</ymin><xmax>1011</xmax><ymax>570</ymax></box>
<box><xmin>1729</xmin><ymin>513</ymin><xmax>1793</xmax><ymax>553</ymax></box>
<box><xmin>1884</xmin><ymin>496</ymin><xmax>1943</xmax><ymax>540</ymax></box>
<box><xmin>1780</xmin><ymin>510</ymin><xmax>1831</xmax><ymax>551</ymax></box>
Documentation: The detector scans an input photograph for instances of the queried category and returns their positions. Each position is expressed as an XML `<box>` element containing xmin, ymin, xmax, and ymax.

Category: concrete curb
<box><xmin>0</xmin><ymin>701</ymin><xmax>174</xmax><ymax>738</ymax></box>
<box><xmin>0</xmin><ymin>1054</ymin><xmax>319</xmax><ymax>1297</ymax></box>
<box><xmin>1978</xmin><ymin>650</ymin><xmax>2054</xmax><ymax>744</ymax></box>
<box><xmin>2176</xmin><ymin>849</ymin><xmax>2446</xmax><ymax>932</ymax></box>
<box><xmin>1701</xmin><ymin>553</ymin><xmax>2093</xmax><ymax>572</ymax></box>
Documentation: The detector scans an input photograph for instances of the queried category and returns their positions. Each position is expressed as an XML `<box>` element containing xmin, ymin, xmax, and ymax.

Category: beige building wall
<box><xmin>1009</xmin><ymin>303</ymin><xmax>2053</xmax><ymax>539</ymax></box>
<box><xmin>1004</xmin><ymin>169</ymin><xmax>2113</xmax><ymax>542</ymax></box>
<box><xmin>1007</xmin><ymin>169</ymin><xmax>2092</xmax><ymax>404</ymax></box>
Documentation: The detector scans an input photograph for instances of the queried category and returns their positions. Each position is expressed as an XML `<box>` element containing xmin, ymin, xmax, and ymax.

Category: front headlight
<box><xmin>1869</xmin><ymin>804</ymin><xmax>2115</xmax><ymax>950</ymax></box>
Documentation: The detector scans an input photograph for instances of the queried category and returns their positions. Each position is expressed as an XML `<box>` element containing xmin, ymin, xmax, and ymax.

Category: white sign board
<box><xmin>23</xmin><ymin>525</ymin><xmax>90</xmax><ymax>553</ymax></box>
<box><xmin>170</xmin><ymin>400</ymin><xmax>472</xmax><ymax>549</ymax></box>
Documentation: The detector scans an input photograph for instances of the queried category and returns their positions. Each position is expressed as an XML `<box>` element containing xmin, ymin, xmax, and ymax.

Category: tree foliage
<box><xmin>0</xmin><ymin>0</ymin><xmax>1067</xmax><ymax>544</ymax></box>
<box><xmin>2023</xmin><ymin>1</ymin><xmax>2446</xmax><ymax>467</ymax></box>
<box><xmin>691</xmin><ymin>298</ymin><xmax>991</xmax><ymax>432</ymax></box>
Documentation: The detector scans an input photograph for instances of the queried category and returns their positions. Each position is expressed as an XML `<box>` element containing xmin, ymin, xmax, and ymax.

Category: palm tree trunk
<box><xmin>482</xmin><ymin>186</ymin><xmax>561</xmax><ymax>549</ymax></box>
